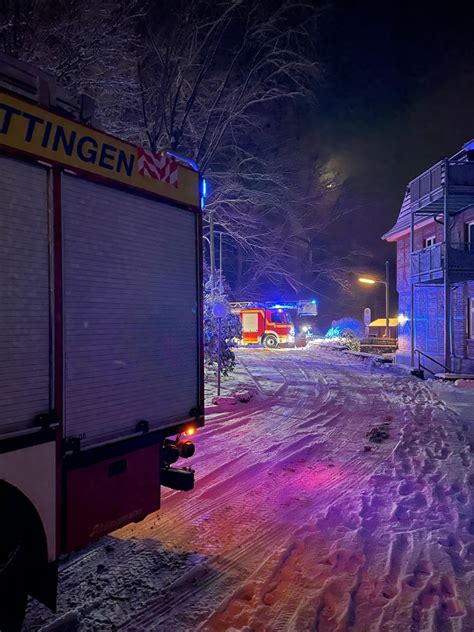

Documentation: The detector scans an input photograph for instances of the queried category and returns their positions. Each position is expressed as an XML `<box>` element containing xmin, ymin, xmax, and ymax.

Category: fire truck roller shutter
<box><xmin>0</xmin><ymin>156</ymin><xmax>50</xmax><ymax>435</ymax></box>
<box><xmin>62</xmin><ymin>175</ymin><xmax>199</xmax><ymax>449</ymax></box>
<box><xmin>242</xmin><ymin>312</ymin><xmax>259</xmax><ymax>333</ymax></box>
<box><xmin>0</xmin><ymin>154</ymin><xmax>56</xmax><ymax>558</ymax></box>
<box><xmin>0</xmin><ymin>155</ymin><xmax>56</xmax><ymax>617</ymax></box>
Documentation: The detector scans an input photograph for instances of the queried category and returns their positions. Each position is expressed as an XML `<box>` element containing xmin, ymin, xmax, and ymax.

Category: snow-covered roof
<box><xmin>382</xmin><ymin>190</ymin><xmax>438</xmax><ymax>242</ymax></box>
<box><xmin>382</xmin><ymin>191</ymin><xmax>413</xmax><ymax>241</ymax></box>
<box><xmin>368</xmin><ymin>318</ymin><xmax>398</xmax><ymax>327</ymax></box>
<box><xmin>383</xmin><ymin>140</ymin><xmax>474</xmax><ymax>242</ymax></box>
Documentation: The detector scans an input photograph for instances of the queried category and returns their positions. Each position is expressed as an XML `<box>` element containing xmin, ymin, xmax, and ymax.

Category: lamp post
<box><xmin>358</xmin><ymin>261</ymin><xmax>390</xmax><ymax>339</ymax></box>
<box><xmin>209</xmin><ymin>210</ymin><xmax>215</xmax><ymax>293</ymax></box>
<box><xmin>204</xmin><ymin>228</ymin><xmax>227</xmax><ymax>292</ymax></box>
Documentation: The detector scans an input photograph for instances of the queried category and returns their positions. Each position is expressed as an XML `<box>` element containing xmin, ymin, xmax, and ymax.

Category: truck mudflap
<box><xmin>160</xmin><ymin>466</ymin><xmax>195</xmax><ymax>492</ymax></box>
<box><xmin>64</xmin><ymin>443</ymin><xmax>160</xmax><ymax>551</ymax></box>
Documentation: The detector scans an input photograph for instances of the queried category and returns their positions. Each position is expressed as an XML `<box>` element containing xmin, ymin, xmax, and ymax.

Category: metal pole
<box><xmin>410</xmin><ymin>207</ymin><xmax>415</xmax><ymax>367</ymax></box>
<box><xmin>443</xmin><ymin>158</ymin><xmax>451</xmax><ymax>371</ymax></box>
<box><xmin>209</xmin><ymin>211</ymin><xmax>215</xmax><ymax>296</ymax></box>
<box><xmin>219</xmin><ymin>231</ymin><xmax>223</xmax><ymax>292</ymax></box>
<box><xmin>385</xmin><ymin>260</ymin><xmax>390</xmax><ymax>339</ymax></box>
<box><xmin>450</xmin><ymin>286</ymin><xmax>455</xmax><ymax>361</ymax></box>
<box><xmin>217</xmin><ymin>317</ymin><xmax>222</xmax><ymax>396</ymax></box>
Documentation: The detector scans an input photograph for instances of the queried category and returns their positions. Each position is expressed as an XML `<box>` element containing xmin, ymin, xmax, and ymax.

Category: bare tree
<box><xmin>211</xmin><ymin>138</ymin><xmax>364</xmax><ymax>298</ymax></box>
<box><xmin>134</xmin><ymin>0</ymin><xmax>355</xmax><ymax>296</ymax></box>
<box><xmin>0</xmin><ymin>0</ymin><xmax>36</xmax><ymax>55</ymax></box>
<box><xmin>137</xmin><ymin>1</ymin><xmax>318</xmax><ymax>158</ymax></box>
<box><xmin>0</xmin><ymin>0</ymin><xmax>363</xmax><ymax>298</ymax></box>
<box><xmin>0</xmin><ymin>0</ymin><xmax>145</xmax><ymax>139</ymax></box>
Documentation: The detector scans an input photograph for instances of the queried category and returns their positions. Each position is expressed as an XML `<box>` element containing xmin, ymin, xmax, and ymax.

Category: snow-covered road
<box><xmin>25</xmin><ymin>347</ymin><xmax>474</xmax><ymax>631</ymax></box>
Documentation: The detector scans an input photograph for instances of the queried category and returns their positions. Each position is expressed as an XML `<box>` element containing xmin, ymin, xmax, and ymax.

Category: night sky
<box><xmin>314</xmin><ymin>0</ymin><xmax>474</xmax><ymax>325</ymax></box>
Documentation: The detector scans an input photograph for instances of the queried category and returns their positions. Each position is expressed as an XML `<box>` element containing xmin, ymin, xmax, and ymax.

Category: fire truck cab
<box><xmin>243</xmin><ymin>307</ymin><xmax>294</xmax><ymax>348</ymax></box>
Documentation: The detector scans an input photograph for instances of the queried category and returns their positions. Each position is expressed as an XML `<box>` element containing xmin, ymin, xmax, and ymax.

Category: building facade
<box><xmin>384</xmin><ymin>140</ymin><xmax>474</xmax><ymax>374</ymax></box>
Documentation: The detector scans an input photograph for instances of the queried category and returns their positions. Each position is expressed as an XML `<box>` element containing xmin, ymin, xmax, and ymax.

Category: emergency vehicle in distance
<box><xmin>0</xmin><ymin>54</ymin><xmax>203</xmax><ymax>630</ymax></box>
<box><xmin>230</xmin><ymin>300</ymin><xmax>318</xmax><ymax>348</ymax></box>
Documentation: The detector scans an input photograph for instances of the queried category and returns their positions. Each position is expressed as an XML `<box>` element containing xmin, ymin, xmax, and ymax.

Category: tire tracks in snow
<box><xmin>118</xmin><ymin>350</ymin><xmax>401</xmax><ymax>631</ymax></box>
<box><xmin>24</xmin><ymin>347</ymin><xmax>474</xmax><ymax>631</ymax></box>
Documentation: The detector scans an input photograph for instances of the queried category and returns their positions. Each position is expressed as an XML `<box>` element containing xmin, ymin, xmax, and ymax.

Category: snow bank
<box><xmin>455</xmin><ymin>378</ymin><xmax>474</xmax><ymax>388</ymax></box>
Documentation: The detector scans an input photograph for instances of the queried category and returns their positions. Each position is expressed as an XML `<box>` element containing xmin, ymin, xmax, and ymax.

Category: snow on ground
<box><xmin>24</xmin><ymin>346</ymin><xmax>474</xmax><ymax>631</ymax></box>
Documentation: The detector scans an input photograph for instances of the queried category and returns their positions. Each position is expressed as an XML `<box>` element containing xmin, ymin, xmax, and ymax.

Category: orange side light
<box><xmin>184</xmin><ymin>427</ymin><xmax>196</xmax><ymax>436</ymax></box>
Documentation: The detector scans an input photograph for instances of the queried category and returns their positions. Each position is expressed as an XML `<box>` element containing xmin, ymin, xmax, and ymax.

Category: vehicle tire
<box><xmin>263</xmin><ymin>334</ymin><xmax>278</xmax><ymax>349</ymax></box>
<box><xmin>0</xmin><ymin>489</ymin><xmax>31</xmax><ymax>632</ymax></box>
<box><xmin>0</xmin><ymin>538</ymin><xmax>28</xmax><ymax>632</ymax></box>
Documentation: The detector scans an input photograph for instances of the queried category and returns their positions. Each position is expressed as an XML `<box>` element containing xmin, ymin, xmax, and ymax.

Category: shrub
<box><xmin>325</xmin><ymin>317</ymin><xmax>364</xmax><ymax>340</ymax></box>
<box><xmin>203</xmin><ymin>277</ymin><xmax>242</xmax><ymax>376</ymax></box>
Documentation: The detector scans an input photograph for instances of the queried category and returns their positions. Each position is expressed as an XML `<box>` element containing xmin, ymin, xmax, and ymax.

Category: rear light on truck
<box><xmin>177</xmin><ymin>439</ymin><xmax>195</xmax><ymax>459</ymax></box>
<box><xmin>161</xmin><ymin>435</ymin><xmax>196</xmax><ymax>492</ymax></box>
<box><xmin>162</xmin><ymin>434</ymin><xmax>196</xmax><ymax>465</ymax></box>
<box><xmin>184</xmin><ymin>426</ymin><xmax>196</xmax><ymax>436</ymax></box>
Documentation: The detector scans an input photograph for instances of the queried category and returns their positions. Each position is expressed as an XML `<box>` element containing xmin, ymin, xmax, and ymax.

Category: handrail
<box><xmin>409</xmin><ymin>160</ymin><xmax>445</xmax><ymax>202</ymax></box>
<box><xmin>411</xmin><ymin>241</ymin><xmax>474</xmax><ymax>278</ymax></box>
<box><xmin>412</xmin><ymin>242</ymin><xmax>474</xmax><ymax>254</ymax></box>
<box><xmin>415</xmin><ymin>348</ymin><xmax>449</xmax><ymax>375</ymax></box>
<box><xmin>451</xmin><ymin>241</ymin><xmax>474</xmax><ymax>252</ymax></box>
<box><xmin>411</xmin><ymin>243</ymin><xmax>444</xmax><ymax>277</ymax></box>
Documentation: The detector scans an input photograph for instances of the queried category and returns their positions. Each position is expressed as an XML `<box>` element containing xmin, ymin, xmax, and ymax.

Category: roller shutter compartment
<box><xmin>62</xmin><ymin>175</ymin><xmax>199</xmax><ymax>448</ymax></box>
<box><xmin>0</xmin><ymin>156</ymin><xmax>50</xmax><ymax>435</ymax></box>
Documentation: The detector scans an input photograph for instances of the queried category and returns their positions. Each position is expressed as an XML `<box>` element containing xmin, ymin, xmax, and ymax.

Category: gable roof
<box><xmin>382</xmin><ymin>191</ymin><xmax>412</xmax><ymax>241</ymax></box>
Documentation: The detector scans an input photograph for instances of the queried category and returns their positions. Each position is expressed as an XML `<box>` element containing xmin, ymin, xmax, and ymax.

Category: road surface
<box><xmin>25</xmin><ymin>346</ymin><xmax>474</xmax><ymax>631</ymax></box>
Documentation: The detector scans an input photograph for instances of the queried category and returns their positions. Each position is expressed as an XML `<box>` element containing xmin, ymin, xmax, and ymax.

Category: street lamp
<box><xmin>358</xmin><ymin>261</ymin><xmax>390</xmax><ymax>339</ymax></box>
<box><xmin>203</xmin><ymin>228</ymin><xmax>226</xmax><ymax>292</ymax></box>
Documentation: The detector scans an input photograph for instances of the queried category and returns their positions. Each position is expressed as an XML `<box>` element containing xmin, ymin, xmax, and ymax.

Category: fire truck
<box><xmin>230</xmin><ymin>301</ymin><xmax>317</xmax><ymax>348</ymax></box>
<box><xmin>0</xmin><ymin>55</ymin><xmax>203</xmax><ymax>629</ymax></box>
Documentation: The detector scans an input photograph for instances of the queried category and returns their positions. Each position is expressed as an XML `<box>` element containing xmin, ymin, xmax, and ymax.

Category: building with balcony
<box><xmin>383</xmin><ymin>140</ymin><xmax>474</xmax><ymax>375</ymax></box>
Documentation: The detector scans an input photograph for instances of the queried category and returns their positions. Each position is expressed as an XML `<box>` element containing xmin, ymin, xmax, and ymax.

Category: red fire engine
<box><xmin>230</xmin><ymin>301</ymin><xmax>317</xmax><ymax>348</ymax></box>
<box><xmin>0</xmin><ymin>55</ymin><xmax>203</xmax><ymax>629</ymax></box>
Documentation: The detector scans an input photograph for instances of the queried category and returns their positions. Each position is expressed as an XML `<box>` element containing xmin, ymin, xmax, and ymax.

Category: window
<box><xmin>469</xmin><ymin>298</ymin><xmax>474</xmax><ymax>340</ymax></box>
<box><xmin>423</xmin><ymin>235</ymin><xmax>436</xmax><ymax>248</ymax></box>
<box><xmin>464</xmin><ymin>222</ymin><xmax>474</xmax><ymax>250</ymax></box>
<box><xmin>269</xmin><ymin>310</ymin><xmax>287</xmax><ymax>324</ymax></box>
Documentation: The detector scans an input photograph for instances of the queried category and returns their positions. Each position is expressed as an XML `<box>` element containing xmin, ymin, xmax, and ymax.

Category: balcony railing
<box><xmin>411</xmin><ymin>242</ymin><xmax>474</xmax><ymax>280</ymax></box>
<box><xmin>410</xmin><ymin>160</ymin><xmax>474</xmax><ymax>210</ymax></box>
<box><xmin>449</xmin><ymin>162</ymin><xmax>474</xmax><ymax>187</ymax></box>
<box><xmin>410</xmin><ymin>161</ymin><xmax>444</xmax><ymax>203</ymax></box>
<box><xmin>450</xmin><ymin>241</ymin><xmax>474</xmax><ymax>268</ymax></box>
<box><xmin>411</xmin><ymin>243</ymin><xmax>443</xmax><ymax>277</ymax></box>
